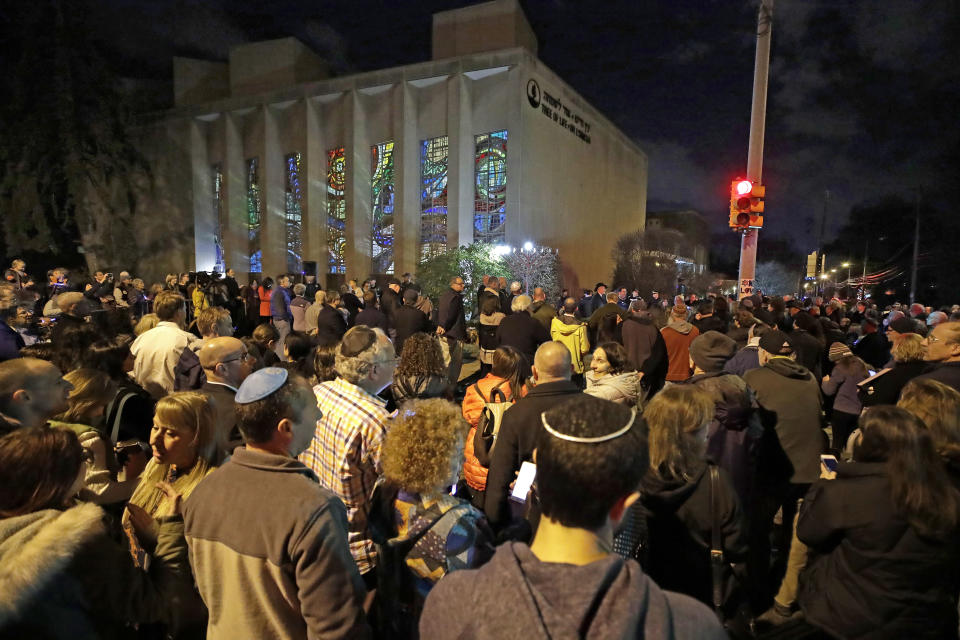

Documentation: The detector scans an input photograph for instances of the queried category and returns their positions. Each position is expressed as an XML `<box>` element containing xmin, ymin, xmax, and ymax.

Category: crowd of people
<box><xmin>2</xmin><ymin>257</ymin><xmax>960</xmax><ymax>639</ymax></box>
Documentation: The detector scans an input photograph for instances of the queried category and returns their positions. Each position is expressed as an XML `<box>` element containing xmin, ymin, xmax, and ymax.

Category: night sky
<box><xmin>5</xmin><ymin>0</ymin><xmax>959</xmax><ymax>256</ymax></box>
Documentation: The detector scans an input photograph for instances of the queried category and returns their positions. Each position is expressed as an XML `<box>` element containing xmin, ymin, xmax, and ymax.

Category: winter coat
<box><xmin>478</xmin><ymin>312</ymin><xmax>505</xmax><ymax>365</ymax></box>
<box><xmin>584</xmin><ymin>371</ymin><xmax>641</xmax><ymax>406</ymax></box>
<box><xmin>290</xmin><ymin>295</ymin><xmax>310</xmax><ymax>332</ymax></box>
<box><xmin>484</xmin><ymin>380</ymin><xmax>581</xmax><ymax>528</ymax></box>
<box><xmin>692</xmin><ymin>315</ymin><xmax>727</xmax><ymax>335</ymax></box>
<box><xmin>380</xmin><ymin>288</ymin><xmax>402</xmax><ymax>325</ymax></box>
<box><xmin>0</xmin><ymin>503</ymin><xmax>190</xmax><ymax>639</ymax></box>
<box><xmin>392</xmin><ymin>304</ymin><xmax>433</xmax><ymax>356</ymax></box>
<box><xmin>257</xmin><ymin>286</ymin><xmax>272</xmax><ymax>317</ymax></box>
<box><xmin>550</xmin><ymin>316</ymin><xmax>589</xmax><ymax>374</ymax></box>
<box><xmin>437</xmin><ymin>288</ymin><xmax>467</xmax><ymax>342</ymax></box>
<box><xmin>684</xmin><ymin>372</ymin><xmax>761</xmax><ymax>508</ymax></box>
<box><xmin>852</xmin><ymin>331</ymin><xmax>890</xmax><ymax>371</ymax></box>
<box><xmin>496</xmin><ymin>311</ymin><xmax>551</xmax><ymax>374</ymax></box>
<box><xmin>354</xmin><ymin>306</ymin><xmax>389</xmax><ymax>333</ymax></box>
<box><xmin>859</xmin><ymin>360</ymin><xmax>928</xmax><ymax>407</ymax></box>
<box><xmin>915</xmin><ymin>361</ymin><xmax>960</xmax><ymax>394</ymax></box>
<box><xmin>391</xmin><ymin>374</ymin><xmax>448</xmax><ymax>406</ymax></box>
<box><xmin>661</xmin><ymin>321</ymin><xmax>700</xmax><ymax>382</ymax></box>
<box><xmin>639</xmin><ymin>462</ymin><xmax>749</xmax><ymax>608</ymax></box>
<box><xmin>311</xmin><ymin>304</ymin><xmax>347</xmax><ymax>342</ymax></box>
<box><xmin>788</xmin><ymin>329</ymin><xmax>824</xmax><ymax>381</ymax></box>
<box><xmin>798</xmin><ymin>462</ymin><xmax>960</xmax><ymax>640</ymax></box>
<box><xmin>461</xmin><ymin>375</ymin><xmax>525</xmax><ymax>491</ymax></box>
<box><xmin>530</xmin><ymin>301</ymin><xmax>556</xmax><ymax>331</ymax></box>
<box><xmin>821</xmin><ymin>357</ymin><xmax>867</xmax><ymax>415</ymax></box>
<box><xmin>419</xmin><ymin>542</ymin><xmax>726</xmax><ymax>639</ymax></box>
<box><xmin>621</xmin><ymin>315</ymin><xmax>669</xmax><ymax>395</ymax></box>
<box><xmin>743</xmin><ymin>357</ymin><xmax>823</xmax><ymax>485</ymax></box>
<box><xmin>724</xmin><ymin>344</ymin><xmax>761</xmax><ymax>377</ymax></box>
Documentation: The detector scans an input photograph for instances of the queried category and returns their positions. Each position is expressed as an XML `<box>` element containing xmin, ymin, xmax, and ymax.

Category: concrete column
<box><xmin>447</xmin><ymin>70</ymin><xmax>474</xmax><ymax>248</ymax></box>
<box><xmin>396</xmin><ymin>81</ymin><xmax>420</xmax><ymax>275</ymax></box>
<box><xmin>505</xmin><ymin>64</ymin><xmax>523</xmax><ymax>246</ymax></box>
<box><xmin>345</xmin><ymin>90</ymin><xmax>372</xmax><ymax>278</ymax></box>
<box><xmin>190</xmin><ymin>118</ymin><xmax>213</xmax><ymax>272</ymax></box>
<box><xmin>305</xmin><ymin>98</ymin><xmax>327</xmax><ymax>277</ymax></box>
<box><xmin>223</xmin><ymin>112</ymin><xmax>247</xmax><ymax>277</ymax></box>
<box><xmin>262</xmin><ymin>105</ymin><xmax>285</xmax><ymax>277</ymax></box>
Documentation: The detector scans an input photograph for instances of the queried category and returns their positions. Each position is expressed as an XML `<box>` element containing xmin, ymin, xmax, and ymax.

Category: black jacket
<box><xmin>314</xmin><ymin>305</ymin><xmax>347</xmax><ymax>343</ymax></box>
<box><xmin>788</xmin><ymin>329</ymin><xmax>824</xmax><ymax>381</ymax></box>
<box><xmin>496</xmin><ymin>311</ymin><xmax>551</xmax><ymax>372</ymax></box>
<box><xmin>914</xmin><ymin>360</ymin><xmax>960</xmax><ymax>394</ymax></box>
<box><xmin>798</xmin><ymin>462</ymin><xmax>960</xmax><ymax>640</ymax></box>
<box><xmin>354</xmin><ymin>307</ymin><xmax>389</xmax><ymax>333</ymax></box>
<box><xmin>392</xmin><ymin>305</ymin><xmax>433</xmax><ymax>356</ymax></box>
<box><xmin>852</xmin><ymin>331</ymin><xmax>890</xmax><ymax>370</ymax></box>
<box><xmin>620</xmin><ymin>315</ymin><xmax>668</xmax><ymax>395</ymax></box>
<box><xmin>639</xmin><ymin>462</ymin><xmax>748</xmax><ymax>608</ymax></box>
<box><xmin>859</xmin><ymin>360</ymin><xmax>928</xmax><ymax>407</ymax></box>
<box><xmin>484</xmin><ymin>380</ymin><xmax>581</xmax><ymax>528</ymax></box>
<box><xmin>380</xmin><ymin>288</ymin><xmax>402</xmax><ymax>325</ymax></box>
<box><xmin>341</xmin><ymin>292</ymin><xmax>363</xmax><ymax>325</ymax></box>
<box><xmin>437</xmin><ymin>288</ymin><xmax>466</xmax><ymax>341</ymax></box>
<box><xmin>390</xmin><ymin>374</ymin><xmax>448</xmax><ymax>406</ymax></box>
<box><xmin>692</xmin><ymin>315</ymin><xmax>727</xmax><ymax>335</ymax></box>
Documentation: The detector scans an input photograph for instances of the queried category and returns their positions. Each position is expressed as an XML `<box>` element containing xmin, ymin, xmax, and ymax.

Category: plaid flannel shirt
<box><xmin>300</xmin><ymin>377</ymin><xmax>389</xmax><ymax>575</ymax></box>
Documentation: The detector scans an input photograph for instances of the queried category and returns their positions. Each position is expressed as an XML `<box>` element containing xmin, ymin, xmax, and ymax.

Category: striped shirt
<box><xmin>300</xmin><ymin>377</ymin><xmax>389</xmax><ymax>575</ymax></box>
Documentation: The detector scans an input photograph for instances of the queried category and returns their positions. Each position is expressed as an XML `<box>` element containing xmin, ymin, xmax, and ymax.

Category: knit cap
<box><xmin>689</xmin><ymin>331</ymin><xmax>737</xmax><ymax>372</ymax></box>
<box><xmin>828</xmin><ymin>341</ymin><xmax>853</xmax><ymax>362</ymax></box>
<box><xmin>671</xmin><ymin>303</ymin><xmax>688</xmax><ymax>318</ymax></box>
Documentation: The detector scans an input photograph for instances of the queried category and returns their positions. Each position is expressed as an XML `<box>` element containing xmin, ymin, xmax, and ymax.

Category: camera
<box><xmin>115</xmin><ymin>439</ymin><xmax>150</xmax><ymax>466</ymax></box>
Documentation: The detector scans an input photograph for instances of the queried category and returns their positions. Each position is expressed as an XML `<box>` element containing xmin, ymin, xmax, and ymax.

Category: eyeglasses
<box><xmin>220</xmin><ymin>351</ymin><xmax>251</xmax><ymax>364</ymax></box>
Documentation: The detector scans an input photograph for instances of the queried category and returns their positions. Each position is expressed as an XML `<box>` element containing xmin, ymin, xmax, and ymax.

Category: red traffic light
<box><xmin>736</xmin><ymin>180</ymin><xmax>753</xmax><ymax>196</ymax></box>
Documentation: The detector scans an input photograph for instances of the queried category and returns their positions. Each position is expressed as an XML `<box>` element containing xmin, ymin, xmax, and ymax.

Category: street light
<box><xmin>523</xmin><ymin>241</ymin><xmax>534</xmax><ymax>251</ymax></box>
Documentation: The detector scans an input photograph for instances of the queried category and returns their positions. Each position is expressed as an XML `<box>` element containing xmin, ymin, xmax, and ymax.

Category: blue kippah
<box><xmin>235</xmin><ymin>367</ymin><xmax>289</xmax><ymax>404</ymax></box>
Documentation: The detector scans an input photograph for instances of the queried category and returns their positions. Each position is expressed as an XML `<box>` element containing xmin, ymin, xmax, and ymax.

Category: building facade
<box><xmin>131</xmin><ymin>0</ymin><xmax>647</xmax><ymax>290</ymax></box>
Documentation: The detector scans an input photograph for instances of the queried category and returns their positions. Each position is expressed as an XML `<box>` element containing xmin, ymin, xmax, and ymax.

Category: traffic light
<box><xmin>729</xmin><ymin>179</ymin><xmax>765</xmax><ymax>230</ymax></box>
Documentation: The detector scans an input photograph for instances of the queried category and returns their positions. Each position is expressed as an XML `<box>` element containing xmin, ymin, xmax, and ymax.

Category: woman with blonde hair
<box><xmin>50</xmin><ymin>368</ymin><xmax>141</xmax><ymax>507</ymax></box>
<box><xmin>630</xmin><ymin>385</ymin><xmax>748</xmax><ymax>611</ymax></box>
<box><xmin>898</xmin><ymin>378</ymin><xmax>960</xmax><ymax>487</ymax></box>
<box><xmin>126</xmin><ymin>391</ymin><xmax>217</xmax><ymax>552</ymax></box>
<box><xmin>860</xmin><ymin>333</ymin><xmax>928</xmax><ymax>406</ymax></box>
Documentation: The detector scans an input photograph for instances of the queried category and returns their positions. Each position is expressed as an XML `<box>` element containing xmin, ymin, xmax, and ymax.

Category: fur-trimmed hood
<box><xmin>0</xmin><ymin>502</ymin><xmax>105</xmax><ymax>624</ymax></box>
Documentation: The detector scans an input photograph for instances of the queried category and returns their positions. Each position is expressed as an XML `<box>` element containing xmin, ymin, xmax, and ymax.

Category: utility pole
<box><xmin>737</xmin><ymin>0</ymin><xmax>773</xmax><ymax>299</ymax></box>
<box><xmin>860</xmin><ymin>239</ymin><xmax>868</xmax><ymax>300</ymax></box>
<box><xmin>909</xmin><ymin>191</ymin><xmax>921</xmax><ymax>304</ymax></box>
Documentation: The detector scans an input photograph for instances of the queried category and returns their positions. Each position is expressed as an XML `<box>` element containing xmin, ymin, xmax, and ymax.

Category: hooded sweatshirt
<box><xmin>550</xmin><ymin>316</ymin><xmax>590</xmax><ymax>374</ymax></box>
<box><xmin>419</xmin><ymin>542</ymin><xmax>726</xmax><ymax>639</ymax></box>
<box><xmin>743</xmin><ymin>357</ymin><xmax>823</xmax><ymax>485</ymax></box>
<box><xmin>661</xmin><ymin>321</ymin><xmax>700</xmax><ymax>382</ymax></box>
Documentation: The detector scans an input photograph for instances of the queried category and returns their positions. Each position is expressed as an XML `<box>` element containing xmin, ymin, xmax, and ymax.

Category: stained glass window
<box><xmin>420</xmin><ymin>136</ymin><xmax>449</xmax><ymax>261</ymax></box>
<box><xmin>371</xmin><ymin>141</ymin><xmax>395</xmax><ymax>274</ymax></box>
<box><xmin>474</xmin><ymin>130</ymin><xmax>508</xmax><ymax>243</ymax></box>
<box><xmin>284</xmin><ymin>152</ymin><xmax>303</xmax><ymax>274</ymax></box>
<box><xmin>326</xmin><ymin>147</ymin><xmax>346</xmax><ymax>274</ymax></box>
<box><xmin>246</xmin><ymin>157</ymin><xmax>262</xmax><ymax>273</ymax></box>
<box><xmin>212</xmin><ymin>163</ymin><xmax>226</xmax><ymax>274</ymax></box>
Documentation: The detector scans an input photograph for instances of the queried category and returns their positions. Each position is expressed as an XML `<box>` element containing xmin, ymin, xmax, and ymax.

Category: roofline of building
<box><xmin>138</xmin><ymin>46</ymin><xmax>644</xmax><ymax>158</ymax></box>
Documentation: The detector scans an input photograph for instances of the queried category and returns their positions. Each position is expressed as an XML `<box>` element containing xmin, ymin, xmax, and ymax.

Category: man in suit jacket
<box><xmin>197</xmin><ymin>336</ymin><xmax>254</xmax><ymax>457</ymax></box>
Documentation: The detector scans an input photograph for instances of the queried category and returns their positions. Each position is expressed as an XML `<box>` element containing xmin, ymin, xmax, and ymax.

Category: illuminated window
<box><xmin>246</xmin><ymin>157</ymin><xmax>262</xmax><ymax>273</ymax></box>
<box><xmin>371</xmin><ymin>141</ymin><xmax>395</xmax><ymax>274</ymax></box>
<box><xmin>326</xmin><ymin>147</ymin><xmax>346</xmax><ymax>274</ymax></box>
<box><xmin>420</xmin><ymin>136</ymin><xmax>449</xmax><ymax>261</ymax></box>
<box><xmin>212</xmin><ymin>163</ymin><xmax>225</xmax><ymax>274</ymax></box>
<box><xmin>474</xmin><ymin>130</ymin><xmax>508</xmax><ymax>243</ymax></box>
<box><xmin>284</xmin><ymin>152</ymin><xmax>303</xmax><ymax>274</ymax></box>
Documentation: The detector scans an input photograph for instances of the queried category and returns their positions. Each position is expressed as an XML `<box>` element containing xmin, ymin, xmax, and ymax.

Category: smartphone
<box><xmin>820</xmin><ymin>454</ymin><xmax>839</xmax><ymax>473</ymax></box>
<box><xmin>510</xmin><ymin>461</ymin><xmax>537</xmax><ymax>503</ymax></box>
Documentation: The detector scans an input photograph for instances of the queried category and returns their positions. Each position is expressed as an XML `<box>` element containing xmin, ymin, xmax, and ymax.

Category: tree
<box><xmin>416</xmin><ymin>243</ymin><xmax>513</xmax><ymax>311</ymax></box>
<box><xmin>502</xmin><ymin>245</ymin><xmax>562</xmax><ymax>302</ymax></box>
<box><xmin>754</xmin><ymin>261</ymin><xmax>798</xmax><ymax>297</ymax></box>
<box><xmin>611</xmin><ymin>227</ymin><xmax>701</xmax><ymax>299</ymax></box>
<box><xmin>0</xmin><ymin>1</ymin><xmax>149</xmax><ymax>274</ymax></box>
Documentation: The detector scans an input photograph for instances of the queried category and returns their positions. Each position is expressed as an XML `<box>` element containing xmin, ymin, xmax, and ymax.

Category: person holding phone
<box><xmin>796</xmin><ymin>407</ymin><xmax>960</xmax><ymax>639</ymax></box>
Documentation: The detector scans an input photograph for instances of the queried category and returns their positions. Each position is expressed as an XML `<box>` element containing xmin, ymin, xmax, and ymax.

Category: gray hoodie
<box><xmin>420</xmin><ymin>542</ymin><xmax>725</xmax><ymax>639</ymax></box>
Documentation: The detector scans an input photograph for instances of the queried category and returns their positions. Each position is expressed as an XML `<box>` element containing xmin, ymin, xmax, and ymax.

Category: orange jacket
<box><xmin>461</xmin><ymin>374</ymin><xmax>526</xmax><ymax>491</ymax></box>
<box><xmin>258</xmin><ymin>286</ymin><xmax>272</xmax><ymax>318</ymax></box>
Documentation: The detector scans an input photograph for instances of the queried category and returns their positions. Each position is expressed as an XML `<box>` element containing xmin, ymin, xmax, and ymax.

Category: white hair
<box><xmin>511</xmin><ymin>294</ymin><xmax>532</xmax><ymax>313</ymax></box>
<box><xmin>510</xmin><ymin>281</ymin><xmax>522</xmax><ymax>293</ymax></box>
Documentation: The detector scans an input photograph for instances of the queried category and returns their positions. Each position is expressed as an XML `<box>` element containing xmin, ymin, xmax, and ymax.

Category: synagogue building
<box><xmin>132</xmin><ymin>0</ymin><xmax>647</xmax><ymax>289</ymax></box>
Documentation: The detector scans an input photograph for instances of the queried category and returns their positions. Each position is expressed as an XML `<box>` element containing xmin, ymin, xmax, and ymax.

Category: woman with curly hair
<box><xmin>369</xmin><ymin>398</ymin><xmax>494</xmax><ymax>635</ymax></box>
<box><xmin>584</xmin><ymin>341</ymin><xmax>641</xmax><ymax>406</ymax></box>
<box><xmin>390</xmin><ymin>332</ymin><xmax>449</xmax><ymax>406</ymax></box>
<box><xmin>898</xmin><ymin>378</ymin><xmax>960</xmax><ymax>488</ymax></box>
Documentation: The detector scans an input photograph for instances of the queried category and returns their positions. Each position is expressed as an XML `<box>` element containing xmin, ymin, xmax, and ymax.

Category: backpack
<box><xmin>472</xmin><ymin>381</ymin><xmax>513</xmax><ymax>466</ymax></box>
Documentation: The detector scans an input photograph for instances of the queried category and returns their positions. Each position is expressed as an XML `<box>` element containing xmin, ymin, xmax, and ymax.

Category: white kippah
<box><xmin>540</xmin><ymin>409</ymin><xmax>636</xmax><ymax>444</ymax></box>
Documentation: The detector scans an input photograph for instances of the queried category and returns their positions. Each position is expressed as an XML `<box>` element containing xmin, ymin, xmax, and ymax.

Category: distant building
<box><xmin>130</xmin><ymin>0</ymin><xmax>647</xmax><ymax>289</ymax></box>
<box><xmin>644</xmin><ymin>210</ymin><xmax>708</xmax><ymax>274</ymax></box>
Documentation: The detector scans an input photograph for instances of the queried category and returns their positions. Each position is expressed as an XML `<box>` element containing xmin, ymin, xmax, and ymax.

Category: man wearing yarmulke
<box><xmin>182</xmin><ymin>367</ymin><xmax>370</xmax><ymax>640</ymax></box>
